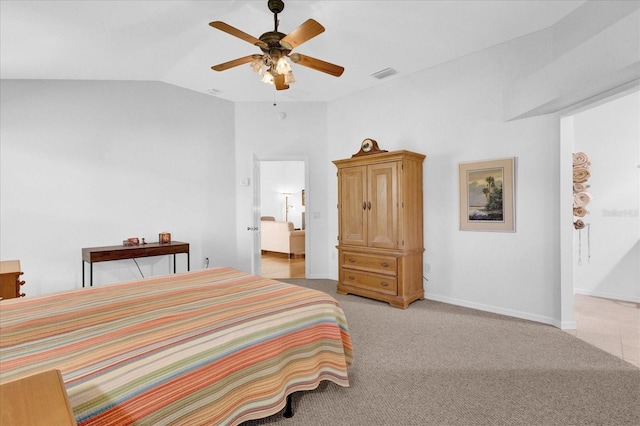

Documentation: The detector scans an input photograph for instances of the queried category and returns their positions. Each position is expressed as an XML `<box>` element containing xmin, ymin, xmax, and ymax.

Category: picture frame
<box><xmin>459</xmin><ymin>157</ymin><xmax>515</xmax><ymax>232</ymax></box>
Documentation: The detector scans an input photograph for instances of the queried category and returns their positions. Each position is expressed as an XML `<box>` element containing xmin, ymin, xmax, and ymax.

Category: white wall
<box><xmin>571</xmin><ymin>90</ymin><xmax>640</xmax><ymax>302</ymax></box>
<box><xmin>327</xmin><ymin>30</ymin><xmax>561</xmax><ymax>325</ymax></box>
<box><xmin>0</xmin><ymin>80</ymin><xmax>237</xmax><ymax>295</ymax></box>
<box><xmin>326</xmin><ymin>2</ymin><xmax>639</xmax><ymax>326</ymax></box>
<box><xmin>260</xmin><ymin>161</ymin><xmax>305</xmax><ymax>228</ymax></box>
<box><xmin>504</xmin><ymin>4</ymin><xmax>639</xmax><ymax>120</ymax></box>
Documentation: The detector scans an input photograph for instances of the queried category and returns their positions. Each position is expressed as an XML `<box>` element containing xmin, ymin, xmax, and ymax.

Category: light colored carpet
<box><xmin>242</xmin><ymin>279</ymin><xmax>640</xmax><ymax>426</ymax></box>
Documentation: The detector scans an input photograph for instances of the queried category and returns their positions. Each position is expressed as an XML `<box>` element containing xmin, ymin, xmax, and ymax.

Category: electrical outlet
<box><xmin>423</xmin><ymin>263</ymin><xmax>430</xmax><ymax>273</ymax></box>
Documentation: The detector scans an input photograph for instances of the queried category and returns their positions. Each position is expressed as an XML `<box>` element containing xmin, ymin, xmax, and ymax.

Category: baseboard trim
<box><xmin>426</xmin><ymin>293</ymin><xmax>558</xmax><ymax>328</ymax></box>
<box><xmin>558</xmin><ymin>320</ymin><xmax>577</xmax><ymax>330</ymax></box>
<box><xmin>306</xmin><ymin>273</ymin><xmax>328</xmax><ymax>280</ymax></box>
<box><xmin>574</xmin><ymin>288</ymin><xmax>640</xmax><ymax>303</ymax></box>
<box><xmin>261</xmin><ymin>250</ymin><xmax>305</xmax><ymax>259</ymax></box>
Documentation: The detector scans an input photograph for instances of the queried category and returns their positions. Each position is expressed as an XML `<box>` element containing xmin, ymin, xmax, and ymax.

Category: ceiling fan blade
<box><xmin>289</xmin><ymin>53</ymin><xmax>344</xmax><ymax>77</ymax></box>
<box><xmin>273</xmin><ymin>74</ymin><xmax>290</xmax><ymax>91</ymax></box>
<box><xmin>209</xmin><ymin>21</ymin><xmax>267</xmax><ymax>49</ymax></box>
<box><xmin>211</xmin><ymin>55</ymin><xmax>258</xmax><ymax>72</ymax></box>
<box><xmin>279</xmin><ymin>19</ymin><xmax>325</xmax><ymax>50</ymax></box>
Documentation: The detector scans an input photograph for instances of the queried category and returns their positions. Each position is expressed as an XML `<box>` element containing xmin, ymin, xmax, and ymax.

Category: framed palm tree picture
<box><xmin>459</xmin><ymin>157</ymin><xmax>515</xmax><ymax>232</ymax></box>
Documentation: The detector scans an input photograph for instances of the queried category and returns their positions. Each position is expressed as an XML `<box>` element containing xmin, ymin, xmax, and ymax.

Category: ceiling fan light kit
<box><xmin>209</xmin><ymin>0</ymin><xmax>344</xmax><ymax>91</ymax></box>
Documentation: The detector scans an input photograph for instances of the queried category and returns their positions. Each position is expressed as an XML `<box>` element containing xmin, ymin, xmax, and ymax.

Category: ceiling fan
<box><xmin>209</xmin><ymin>0</ymin><xmax>344</xmax><ymax>91</ymax></box>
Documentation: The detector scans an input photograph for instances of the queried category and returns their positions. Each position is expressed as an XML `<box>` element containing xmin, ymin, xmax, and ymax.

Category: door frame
<box><xmin>252</xmin><ymin>155</ymin><xmax>310</xmax><ymax>278</ymax></box>
<box><xmin>558</xmin><ymin>85</ymin><xmax>640</xmax><ymax>329</ymax></box>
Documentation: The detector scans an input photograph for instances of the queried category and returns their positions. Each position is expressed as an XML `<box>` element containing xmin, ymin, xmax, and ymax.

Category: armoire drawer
<box><xmin>341</xmin><ymin>269</ymin><xmax>397</xmax><ymax>295</ymax></box>
<box><xmin>340</xmin><ymin>252</ymin><xmax>397</xmax><ymax>275</ymax></box>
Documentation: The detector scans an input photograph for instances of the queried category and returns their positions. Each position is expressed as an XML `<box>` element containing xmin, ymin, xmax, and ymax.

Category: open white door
<box><xmin>251</xmin><ymin>154</ymin><xmax>262</xmax><ymax>276</ymax></box>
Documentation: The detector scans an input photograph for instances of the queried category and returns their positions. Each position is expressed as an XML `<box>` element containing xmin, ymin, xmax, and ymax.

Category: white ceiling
<box><xmin>0</xmin><ymin>0</ymin><xmax>586</xmax><ymax>103</ymax></box>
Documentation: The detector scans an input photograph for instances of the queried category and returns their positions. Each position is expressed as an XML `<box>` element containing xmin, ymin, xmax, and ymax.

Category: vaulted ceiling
<box><xmin>0</xmin><ymin>0</ymin><xmax>585</xmax><ymax>103</ymax></box>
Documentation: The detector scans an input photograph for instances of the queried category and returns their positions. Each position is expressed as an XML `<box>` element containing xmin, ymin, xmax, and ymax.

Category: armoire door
<box><xmin>339</xmin><ymin>165</ymin><xmax>367</xmax><ymax>246</ymax></box>
<box><xmin>367</xmin><ymin>162</ymin><xmax>398</xmax><ymax>249</ymax></box>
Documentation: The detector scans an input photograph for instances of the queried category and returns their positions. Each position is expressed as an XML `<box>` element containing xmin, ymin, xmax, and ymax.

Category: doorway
<box><xmin>559</xmin><ymin>89</ymin><xmax>639</xmax><ymax>364</ymax></box>
<box><xmin>252</xmin><ymin>156</ymin><xmax>309</xmax><ymax>279</ymax></box>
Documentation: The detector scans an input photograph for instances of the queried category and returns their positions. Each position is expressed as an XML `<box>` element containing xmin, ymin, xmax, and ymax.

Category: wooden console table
<box><xmin>82</xmin><ymin>241</ymin><xmax>190</xmax><ymax>287</ymax></box>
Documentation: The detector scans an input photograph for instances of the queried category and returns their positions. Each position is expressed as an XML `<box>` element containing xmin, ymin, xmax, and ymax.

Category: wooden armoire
<box><xmin>334</xmin><ymin>150</ymin><xmax>425</xmax><ymax>308</ymax></box>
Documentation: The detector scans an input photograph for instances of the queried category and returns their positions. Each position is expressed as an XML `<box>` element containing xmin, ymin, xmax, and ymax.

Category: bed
<box><xmin>0</xmin><ymin>267</ymin><xmax>353</xmax><ymax>425</ymax></box>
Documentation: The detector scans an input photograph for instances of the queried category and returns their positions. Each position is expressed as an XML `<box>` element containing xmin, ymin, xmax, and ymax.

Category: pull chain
<box><xmin>578</xmin><ymin>228</ymin><xmax>582</xmax><ymax>265</ymax></box>
<box><xmin>587</xmin><ymin>223</ymin><xmax>591</xmax><ymax>263</ymax></box>
<box><xmin>577</xmin><ymin>223</ymin><xmax>592</xmax><ymax>265</ymax></box>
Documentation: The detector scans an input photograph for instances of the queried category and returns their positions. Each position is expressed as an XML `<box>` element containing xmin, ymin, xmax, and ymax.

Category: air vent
<box><xmin>371</xmin><ymin>68</ymin><xmax>397</xmax><ymax>80</ymax></box>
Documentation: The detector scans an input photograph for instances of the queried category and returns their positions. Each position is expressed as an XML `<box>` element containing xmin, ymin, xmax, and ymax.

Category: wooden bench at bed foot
<box><xmin>0</xmin><ymin>369</ymin><xmax>76</xmax><ymax>425</ymax></box>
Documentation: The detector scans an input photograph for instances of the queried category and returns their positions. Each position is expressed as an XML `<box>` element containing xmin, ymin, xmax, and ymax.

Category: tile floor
<box><xmin>260</xmin><ymin>255</ymin><xmax>640</xmax><ymax>368</ymax></box>
<box><xmin>565</xmin><ymin>294</ymin><xmax>640</xmax><ymax>368</ymax></box>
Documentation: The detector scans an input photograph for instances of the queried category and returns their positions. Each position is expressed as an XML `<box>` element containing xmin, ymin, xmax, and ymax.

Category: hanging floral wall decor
<box><xmin>572</xmin><ymin>152</ymin><xmax>592</xmax><ymax>263</ymax></box>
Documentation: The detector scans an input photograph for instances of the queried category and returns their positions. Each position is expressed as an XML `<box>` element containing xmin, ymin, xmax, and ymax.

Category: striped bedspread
<box><xmin>0</xmin><ymin>267</ymin><xmax>353</xmax><ymax>425</ymax></box>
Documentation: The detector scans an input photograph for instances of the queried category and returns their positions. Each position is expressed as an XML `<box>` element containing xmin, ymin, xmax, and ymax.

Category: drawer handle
<box><xmin>348</xmin><ymin>258</ymin><xmax>356</xmax><ymax>263</ymax></box>
<box><xmin>380</xmin><ymin>282</ymin><xmax>390</xmax><ymax>287</ymax></box>
<box><xmin>348</xmin><ymin>275</ymin><xmax>356</xmax><ymax>280</ymax></box>
<box><xmin>367</xmin><ymin>201</ymin><xmax>372</xmax><ymax>210</ymax></box>
<box><xmin>362</xmin><ymin>201</ymin><xmax>367</xmax><ymax>210</ymax></box>
<box><xmin>380</xmin><ymin>262</ymin><xmax>389</xmax><ymax>267</ymax></box>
